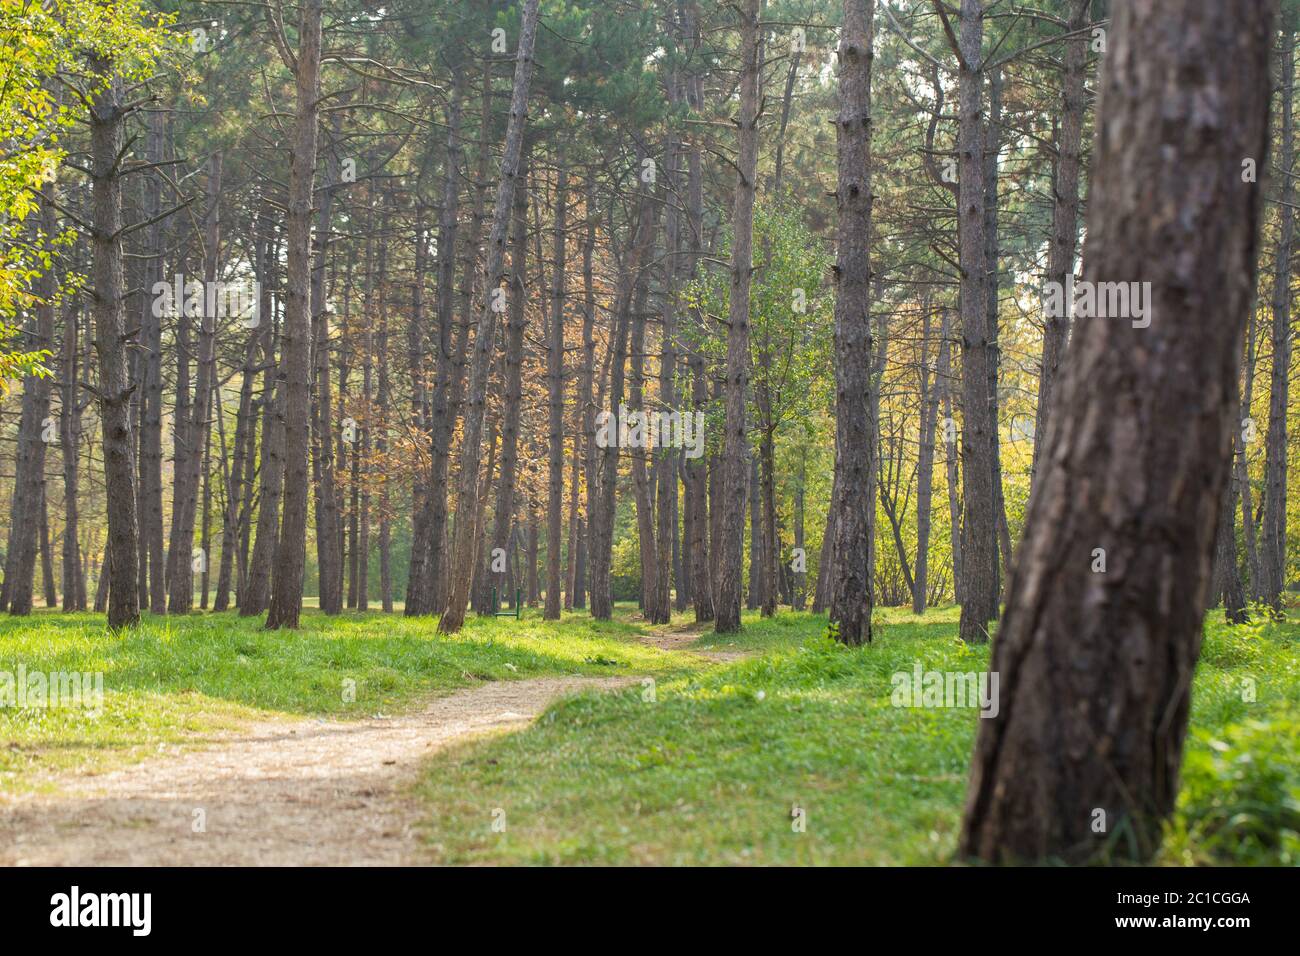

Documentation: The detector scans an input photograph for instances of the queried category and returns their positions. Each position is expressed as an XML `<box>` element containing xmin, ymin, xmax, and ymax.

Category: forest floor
<box><xmin>0</xmin><ymin>602</ymin><xmax>1296</xmax><ymax>865</ymax></box>
<box><xmin>0</xmin><ymin>605</ymin><xmax>702</xmax><ymax>864</ymax></box>
<box><xmin>0</xmin><ymin>674</ymin><xmax>633</xmax><ymax>865</ymax></box>
<box><xmin>413</xmin><ymin>605</ymin><xmax>1300</xmax><ymax>865</ymax></box>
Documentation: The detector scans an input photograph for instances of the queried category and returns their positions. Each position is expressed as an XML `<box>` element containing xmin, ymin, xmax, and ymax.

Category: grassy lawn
<box><xmin>415</xmin><ymin>606</ymin><xmax>1300</xmax><ymax>865</ymax></box>
<box><xmin>0</xmin><ymin>606</ymin><xmax>699</xmax><ymax>792</ymax></box>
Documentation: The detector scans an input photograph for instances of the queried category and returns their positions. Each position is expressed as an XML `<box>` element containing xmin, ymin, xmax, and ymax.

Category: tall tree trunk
<box><xmin>571</xmin><ymin>181</ymin><xmax>599</xmax><ymax>612</ymax></box>
<box><xmin>827</xmin><ymin>0</ymin><xmax>875</xmax><ymax>646</ymax></box>
<box><xmin>406</xmin><ymin>71</ymin><xmax>465</xmax><ymax>615</ymax></box>
<box><xmin>433</xmin><ymin>68</ymin><xmax>490</xmax><ymax>613</ymax></box>
<box><xmin>61</xmin><ymin>298</ymin><xmax>85</xmax><ymax>612</ymax></box>
<box><xmin>914</xmin><ymin>298</ymin><xmax>938</xmax><ymax>613</ymax></box>
<box><xmin>488</xmin><ymin>163</ymin><xmax>530</xmax><ymax>614</ymax></box>
<box><xmin>629</xmin><ymin>261</ymin><xmax>666</xmax><ymax>623</ymax></box>
<box><xmin>939</xmin><ymin>308</ymin><xmax>963</xmax><ymax>603</ymax></box>
<box><xmin>1032</xmin><ymin>0</ymin><xmax>1089</xmax><ymax>485</ymax></box>
<box><xmin>985</xmin><ymin>67</ymin><xmax>1011</xmax><ymax>607</ymax></box>
<box><xmin>656</xmin><ymin>125</ymin><xmax>680</xmax><ymax>621</ymax></box>
<box><xmin>267</xmin><ymin>0</ymin><xmax>324</xmax><ymax>629</ymax></box>
<box><xmin>684</xmin><ymin>46</ymin><xmax>713</xmax><ymax>623</ymax></box>
<box><xmin>357</xmin><ymin>247</ymin><xmax>372</xmax><ymax>613</ymax></box>
<box><xmin>960</xmin><ymin>0</ymin><xmax>1273</xmax><ymax>864</ymax></box>
<box><xmin>545</xmin><ymin>167</ymin><xmax>567</xmax><ymax>619</ymax></box>
<box><xmin>954</xmin><ymin>0</ymin><xmax>996</xmax><ymax>643</ymax></box>
<box><xmin>376</xmin><ymin>230</ymin><xmax>393</xmax><ymax>614</ymax></box>
<box><xmin>714</xmin><ymin>0</ymin><xmax>761</xmax><ymax>634</ymax></box>
<box><xmin>1237</xmin><ymin>313</ymin><xmax>1264</xmax><ymax>598</ymax></box>
<box><xmin>5</xmin><ymin>193</ymin><xmax>57</xmax><ymax>615</ymax></box>
<box><xmin>88</xmin><ymin>67</ymin><xmax>140</xmax><ymax>628</ymax></box>
<box><xmin>759</xmin><ymin>428</ymin><xmax>778</xmax><ymax>617</ymax></box>
<box><xmin>215</xmin><ymin>273</ymin><xmax>261</xmax><ymax>611</ymax></box>
<box><xmin>168</xmin><ymin>152</ymin><xmax>222</xmax><ymax>614</ymax></box>
<box><xmin>242</xmin><ymin>233</ymin><xmax>282</xmax><ymax>616</ymax></box>
<box><xmin>438</xmin><ymin>0</ymin><xmax>541</xmax><ymax>634</ymax></box>
<box><xmin>312</xmin><ymin>115</ymin><xmax>344</xmax><ymax>614</ymax></box>
<box><xmin>1262</xmin><ymin>23</ymin><xmax>1295</xmax><ymax>614</ymax></box>
<box><xmin>138</xmin><ymin>110</ymin><xmax>167</xmax><ymax>614</ymax></box>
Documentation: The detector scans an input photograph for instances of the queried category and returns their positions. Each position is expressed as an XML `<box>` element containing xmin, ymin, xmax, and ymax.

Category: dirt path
<box><xmin>0</xmin><ymin>676</ymin><xmax>630</xmax><ymax>866</ymax></box>
<box><xmin>637</xmin><ymin>619</ymin><xmax>750</xmax><ymax>661</ymax></box>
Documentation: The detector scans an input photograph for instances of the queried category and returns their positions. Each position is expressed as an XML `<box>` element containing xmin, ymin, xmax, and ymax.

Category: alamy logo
<box><xmin>152</xmin><ymin>273</ymin><xmax>261</xmax><ymax>327</ymax></box>
<box><xmin>0</xmin><ymin>665</ymin><xmax>103</xmax><ymax>718</ymax></box>
<box><xmin>50</xmin><ymin>886</ymin><xmax>151</xmax><ymax>936</ymax></box>
<box><xmin>595</xmin><ymin>403</ymin><xmax>705</xmax><ymax>460</ymax></box>
<box><xmin>1042</xmin><ymin>276</ymin><xmax>1152</xmax><ymax>329</ymax></box>
<box><xmin>890</xmin><ymin>663</ymin><xmax>1000</xmax><ymax>719</ymax></box>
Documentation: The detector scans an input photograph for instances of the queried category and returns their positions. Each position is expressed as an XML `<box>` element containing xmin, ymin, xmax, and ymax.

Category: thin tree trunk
<box><xmin>6</xmin><ymin>193</ymin><xmax>57</xmax><ymax>615</ymax></box>
<box><xmin>139</xmin><ymin>110</ymin><xmax>167</xmax><ymax>614</ymax></box>
<box><xmin>1237</xmin><ymin>313</ymin><xmax>1263</xmax><ymax>598</ymax></box>
<box><xmin>914</xmin><ymin>298</ymin><xmax>938</xmax><ymax>613</ymax></box>
<box><xmin>242</xmin><ymin>233</ymin><xmax>283</xmax><ymax>616</ymax></box>
<box><xmin>939</xmin><ymin>308</ymin><xmax>962</xmax><ymax>603</ymax></box>
<box><xmin>488</xmin><ymin>163</ymin><xmax>531</xmax><ymax>614</ymax></box>
<box><xmin>39</xmin><ymin>486</ymin><xmax>57</xmax><ymax>608</ymax></box>
<box><xmin>545</xmin><ymin>167</ymin><xmax>567</xmax><ymax>619</ymax></box>
<box><xmin>629</xmin><ymin>263</ymin><xmax>665</xmax><ymax>623</ymax></box>
<box><xmin>61</xmin><ymin>297</ymin><xmax>85</xmax><ymax>612</ymax></box>
<box><xmin>655</xmin><ymin>125</ymin><xmax>680</xmax><ymax>621</ymax></box>
<box><xmin>1032</xmin><ymin>0</ymin><xmax>1089</xmax><ymax>485</ymax></box>
<box><xmin>312</xmin><ymin>115</ymin><xmax>344</xmax><ymax>614</ymax></box>
<box><xmin>526</xmin><ymin>506</ymin><xmax>540</xmax><ymax>607</ymax></box>
<box><xmin>792</xmin><ymin>450</ymin><xmax>806</xmax><ymax>610</ymax></box>
<box><xmin>746</xmin><ymin>453</ymin><xmax>760</xmax><ymax>611</ymax></box>
<box><xmin>684</xmin><ymin>42</ymin><xmax>713</xmax><ymax>623</ymax></box>
<box><xmin>1216</xmin><ymin>429</ymin><xmax>1248</xmax><ymax>624</ymax></box>
<box><xmin>985</xmin><ymin>67</ymin><xmax>1011</xmax><ymax>608</ymax></box>
<box><xmin>574</xmin><ymin>180</ymin><xmax>601</xmax><ymax>612</ymax></box>
<box><xmin>714</xmin><ymin>0</ymin><xmax>761</xmax><ymax>634</ymax></box>
<box><xmin>168</xmin><ymin>153</ymin><xmax>222</xmax><ymax>614</ymax></box>
<box><xmin>1262</xmin><ymin>24</ymin><xmax>1295</xmax><ymax>614</ymax></box>
<box><xmin>216</xmin><ymin>279</ymin><xmax>260</xmax><ymax>611</ymax></box>
<box><xmin>376</xmin><ymin>229</ymin><xmax>393</xmax><ymax>614</ymax></box>
<box><xmin>199</xmin><ymin>386</ymin><xmax>213</xmax><ymax>608</ymax></box>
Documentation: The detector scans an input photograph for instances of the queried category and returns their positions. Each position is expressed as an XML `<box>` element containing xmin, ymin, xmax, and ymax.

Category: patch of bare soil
<box><xmin>0</xmin><ymin>676</ymin><xmax>630</xmax><ymax>866</ymax></box>
<box><xmin>637</xmin><ymin>619</ymin><xmax>750</xmax><ymax>662</ymax></box>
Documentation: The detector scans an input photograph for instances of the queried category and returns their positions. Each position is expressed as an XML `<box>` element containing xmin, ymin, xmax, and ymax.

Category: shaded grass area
<box><xmin>416</xmin><ymin>607</ymin><xmax>1300</xmax><ymax>865</ymax></box>
<box><xmin>0</xmin><ymin>606</ymin><xmax>697</xmax><ymax>791</ymax></box>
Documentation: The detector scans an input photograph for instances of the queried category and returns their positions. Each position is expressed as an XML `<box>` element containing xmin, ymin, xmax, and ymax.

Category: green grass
<box><xmin>0</xmin><ymin>605</ymin><xmax>699</xmax><ymax>791</ymax></box>
<box><xmin>415</xmin><ymin>607</ymin><xmax>1300</xmax><ymax>865</ymax></box>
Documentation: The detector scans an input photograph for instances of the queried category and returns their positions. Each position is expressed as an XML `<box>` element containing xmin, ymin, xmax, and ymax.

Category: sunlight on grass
<box><xmin>415</xmin><ymin>609</ymin><xmax>1300</xmax><ymax>866</ymax></box>
<box><xmin>0</xmin><ymin>606</ymin><xmax>700</xmax><ymax>792</ymax></box>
